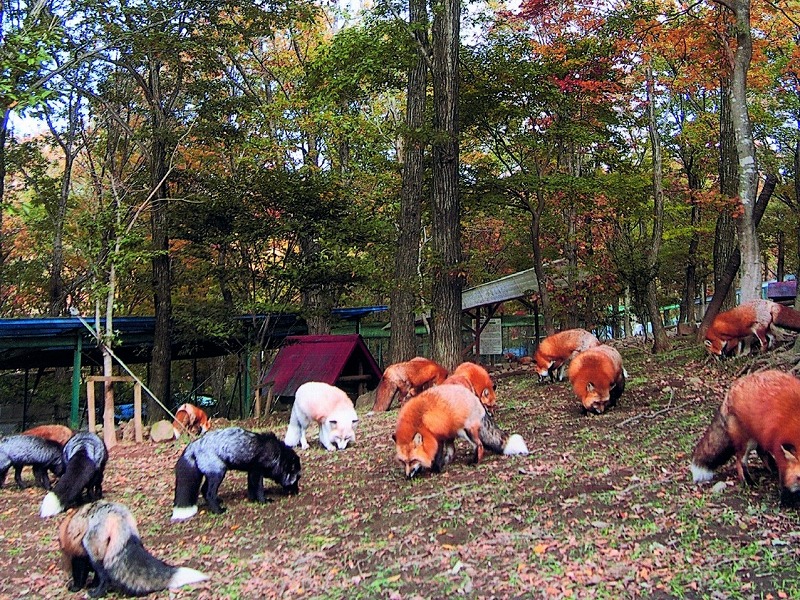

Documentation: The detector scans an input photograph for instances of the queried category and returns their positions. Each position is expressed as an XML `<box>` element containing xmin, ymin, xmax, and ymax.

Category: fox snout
<box><xmin>282</xmin><ymin>472</ymin><xmax>300</xmax><ymax>493</ymax></box>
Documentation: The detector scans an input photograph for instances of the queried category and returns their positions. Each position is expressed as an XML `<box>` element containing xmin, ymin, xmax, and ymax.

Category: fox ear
<box><xmin>413</xmin><ymin>432</ymin><xmax>423</xmax><ymax>446</ymax></box>
<box><xmin>586</xmin><ymin>382</ymin><xmax>595</xmax><ymax>392</ymax></box>
<box><xmin>782</xmin><ymin>444</ymin><xmax>798</xmax><ymax>462</ymax></box>
<box><xmin>704</xmin><ymin>339</ymin><xmax>712</xmax><ymax>347</ymax></box>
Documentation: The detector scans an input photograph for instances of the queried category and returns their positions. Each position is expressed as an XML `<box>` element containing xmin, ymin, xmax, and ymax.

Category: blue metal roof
<box><xmin>0</xmin><ymin>314</ymin><xmax>307</xmax><ymax>370</ymax></box>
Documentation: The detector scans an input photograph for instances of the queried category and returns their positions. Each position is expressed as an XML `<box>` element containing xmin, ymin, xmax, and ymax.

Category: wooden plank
<box><xmin>133</xmin><ymin>384</ymin><xmax>143</xmax><ymax>443</ymax></box>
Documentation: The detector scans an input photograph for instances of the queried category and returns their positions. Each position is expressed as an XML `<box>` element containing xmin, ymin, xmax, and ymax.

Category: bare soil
<box><xmin>1</xmin><ymin>338</ymin><xmax>800</xmax><ymax>599</ymax></box>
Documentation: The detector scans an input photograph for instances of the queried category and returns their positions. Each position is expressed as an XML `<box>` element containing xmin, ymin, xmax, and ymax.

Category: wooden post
<box><xmin>133</xmin><ymin>383</ymin><xmax>143</xmax><ymax>443</ymax></box>
<box><xmin>86</xmin><ymin>376</ymin><xmax>142</xmax><ymax>446</ymax></box>
<box><xmin>87</xmin><ymin>379</ymin><xmax>96</xmax><ymax>434</ymax></box>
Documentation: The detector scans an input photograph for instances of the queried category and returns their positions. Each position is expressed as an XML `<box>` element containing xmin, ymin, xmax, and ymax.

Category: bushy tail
<box><xmin>106</xmin><ymin>535</ymin><xmax>208</xmax><ymax>595</ymax></box>
<box><xmin>690</xmin><ymin>409</ymin><xmax>734</xmax><ymax>482</ymax></box>
<box><xmin>40</xmin><ymin>450</ymin><xmax>98</xmax><ymax>517</ymax></box>
<box><xmin>479</xmin><ymin>412</ymin><xmax>529</xmax><ymax>456</ymax></box>
<box><xmin>774</xmin><ymin>305</ymin><xmax>800</xmax><ymax>331</ymax></box>
<box><xmin>371</xmin><ymin>377</ymin><xmax>398</xmax><ymax>412</ymax></box>
<box><xmin>171</xmin><ymin>454</ymin><xmax>203</xmax><ymax>521</ymax></box>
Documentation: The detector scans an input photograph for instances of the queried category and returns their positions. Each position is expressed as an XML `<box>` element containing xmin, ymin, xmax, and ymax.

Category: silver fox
<box><xmin>59</xmin><ymin>500</ymin><xmax>207</xmax><ymax>597</ymax></box>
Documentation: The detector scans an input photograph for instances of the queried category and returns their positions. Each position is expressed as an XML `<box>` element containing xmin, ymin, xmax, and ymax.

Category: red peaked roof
<box><xmin>262</xmin><ymin>334</ymin><xmax>383</xmax><ymax>398</ymax></box>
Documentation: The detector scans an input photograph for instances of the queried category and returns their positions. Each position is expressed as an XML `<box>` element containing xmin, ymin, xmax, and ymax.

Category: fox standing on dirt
<box><xmin>691</xmin><ymin>370</ymin><xmax>800</xmax><ymax>505</ymax></box>
<box><xmin>394</xmin><ymin>385</ymin><xmax>485</xmax><ymax>478</ymax></box>
<box><xmin>568</xmin><ymin>344</ymin><xmax>626</xmax><ymax>415</ymax></box>
<box><xmin>172</xmin><ymin>426</ymin><xmax>301</xmax><ymax>521</ymax></box>
<box><xmin>371</xmin><ymin>357</ymin><xmax>449</xmax><ymax>412</ymax></box>
<box><xmin>284</xmin><ymin>381</ymin><xmax>359</xmax><ymax>451</ymax></box>
<box><xmin>534</xmin><ymin>328</ymin><xmax>601</xmax><ymax>383</ymax></box>
<box><xmin>441</xmin><ymin>368</ymin><xmax>528</xmax><ymax>457</ymax></box>
<box><xmin>0</xmin><ymin>434</ymin><xmax>64</xmax><ymax>489</ymax></box>
<box><xmin>172</xmin><ymin>403</ymin><xmax>211</xmax><ymax>439</ymax></box>
<box><xmin>40</xmin><ymin>431</ymin><xmax>108</xmax><ymax>518</ymax></box>
<box><xmin>59</xmin><ymin>500</ymin><xmax>208</xmax><ymax>597</ymax></box>
<box><xmin>703</xmin><ymin>299</ymin><xmax>800</xmax><ymax>358</ymax></box>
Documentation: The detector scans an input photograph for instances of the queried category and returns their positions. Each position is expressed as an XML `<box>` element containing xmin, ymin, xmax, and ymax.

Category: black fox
<box><xmin>60</xmin><ymin>500</ymin><xmax>208</xmax><ymax>597</ymax></box>
<box><xmin>0</xmin><ymin>434</ymin><xmax>65</xmax><ymax>490</ymax></box>
<box><xmin>172</xmin><ymin>426</ymin><xmax>301</xmax><ymax>520</ymax></box>
<box><xmin>41</xmin><ymin>431</ymin><xmax>108</xmax><ymax>517</ymax></box>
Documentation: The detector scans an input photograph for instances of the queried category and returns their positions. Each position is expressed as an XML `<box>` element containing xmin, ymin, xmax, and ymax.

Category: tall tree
<box><xmin>389</xmin><ymin>0</ymin><xmax>429</xmax><ymax>363</ymax></box>
<box><xmin>724</xmin><ymin>0</ymin><xmax>761</xmax><ymax>301</ymax></box>
<box><xmin>430</xmin><ymin>0</ymin><xmax>462</xmax><ymax>369</ymax></box>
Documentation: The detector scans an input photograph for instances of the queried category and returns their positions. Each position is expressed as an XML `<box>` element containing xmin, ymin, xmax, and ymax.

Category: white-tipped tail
<box><xmin>168</xmin><ymin>567</ymin><xmax>208</xmax><ymax>589</ymax></box>
<box><xmin>504</xmin><ymin>434</ymin><xmax>529</xmax><ymax>456</ymax></box>
<box><xmin>171</xmin><ymin>505</ymin><xmax>198</xmax><ymax>521</ymax></box>
<box><xmin>690</xmin><ymin>462</ymin><xmax>715</xmax><ymax>483</ymax></box>
<box><xmin>173</xmin><ymin>427</ymin><xmax>181</xmax><ymax>440</ymax></box>
<box><xmin>39</xmin><ymin>492</ymin><xmax>63</xmax><ymax>518</ymax></box>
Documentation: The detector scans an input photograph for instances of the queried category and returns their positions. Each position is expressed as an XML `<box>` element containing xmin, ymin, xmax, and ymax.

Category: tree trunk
<box><xmin>430</xmin><ymin>0</ymin><xmax>462</xmax><ymax>370</ymax></box>
<box><xmin>698</xmin><ymin>174</ymin><xmax>776</xmax><ymax>339</ymax></box>
<box><xmin>730</xmin><ymin>0</ymin><xmax>761</xmax><ymax>302</ymax></box>
<box><xmin>529</xmin><ymin>191</ymin><xmax>554</xmax><ymax>335</ymax></box>
<box><xmin>715</xmin><ymin>75</ymin><xmax>738</xmax><ymax>311</ymax></box>
<box><xmin>389</xmin><ymin>0</ymin><xmax>428</xmax><ymax>364</ymax></box>
<box><xmin>646</xmin><ymin>62</ymin><xmax>669</xmax><ymax>353</ymax></box>
<box><xmin>149</xmin><ymin>122</ymin><xmax>172</xmax><ymax>422</ymax></box>
<box><xmin>0</xmin><ymin>109</ymin><xmax>8</xmax><ymax>311</ymax></box>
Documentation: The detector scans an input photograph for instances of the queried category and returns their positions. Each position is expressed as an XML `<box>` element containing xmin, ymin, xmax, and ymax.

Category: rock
<box><xmin>149</xmin><ymin>419</ymin><xmax>175</xmax><ymax>443</ymax></box>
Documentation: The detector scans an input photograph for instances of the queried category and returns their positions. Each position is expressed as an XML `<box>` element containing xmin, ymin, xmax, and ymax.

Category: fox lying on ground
<box><xmin>284</xmin><ymin>381</ymin><xmax>358</xmax><ymax>451</ymax></box>
<box><xmin>534</xmin><ymin>328</ymin><xmax>600</xmax><ymax>383</ymax></box>
<box><xmin>59</xmin><ymin>500</ymin><xmax>208</xmax><ymax>597</ymax></box>
<box><xmin>691</xmin><ymin>370</ymin><xmax>800</xmax><ymax>505</ymax></box>
<box><xmin>704</xmin><ymin>299</ymin><xmax>800</xmax><ymax>358</ymax></box>
<box><xmin>371</xmin><ymin>357</ymin><xmax>448</xmax><ymax>411</ymax></box>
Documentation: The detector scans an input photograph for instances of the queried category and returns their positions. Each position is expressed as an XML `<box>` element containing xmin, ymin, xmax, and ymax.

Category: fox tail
<box><xmin>171</xmin><ymin>453</ymin><xmax>202</xmax><ymax>521</ymax></box>
<box><xmin>40</xmin><ymin>450</ymin><xmax>99</xmax><ymax>518</ymax></box>
<box><xmin>690</xmin><ymin>408</ymin><xmax>734</xmax><ymax>483</ymax></box>
<box><xmin>371</xmin><ymin>377</ymin><xmax>398</xmax><ymax>412</ymax></box>
<box><xmin>104</xmin><ymin>536</ymin><xmax>208</xmax><ymax>595</ymax></box>
<box><xmin>479</xmin><ymin>412</ymin><xmax>529</xmax><ymax>456</ymax></box>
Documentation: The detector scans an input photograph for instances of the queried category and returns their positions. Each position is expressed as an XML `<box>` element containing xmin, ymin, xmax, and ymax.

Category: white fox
<box><xmin>285</xmin><ymin>382</ymin><xmax>359</xmax><ymax>451</ymax></box>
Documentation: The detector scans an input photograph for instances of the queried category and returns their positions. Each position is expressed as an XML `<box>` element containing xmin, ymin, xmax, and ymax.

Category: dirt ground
<box><xmin>1</xmin><ymin>337</ymin><xmax>800</xmax><ymax>599</ymax></box>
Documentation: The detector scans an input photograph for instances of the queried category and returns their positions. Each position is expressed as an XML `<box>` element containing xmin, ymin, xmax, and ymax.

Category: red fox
<box><xmin>59</xmin><ymin>500</ymin><xmax>207</xmax><ymax>597</ymax></box>
<box><xmin>567</xmin><ymin>344</ymin><xmax>626</xmax><ymax>414</ymax></box>
<box><xmin>393</xmin><ymin>385</ymin><xmax>487</xmax><ymax>478</ymax></box>
<box><xmin>371</xmin><ymin>357</ymin><xmax>449</xmax><ymax>411</ymax></box>
<box><xmin>704</xmin><ymin>299</ymin><xmax>800</xmax><ymax>357</ymax></box>
<box><xmin>691</xmin><ymin>370</ymin><xmax>800</xmax><ymax>504</ymax></box>
<box><xmin>441</xmin><ymin>372</ymin><xmax>528</xmax><ymax>456</ymax></box>
<box><xmin>448</xmin><ymin>362</ymin><xmax>497</xmax><ymax>408</ymax></box>
<box><xmin>172</xmin><ymin>403</ymin><xmax>211</xmax><ymax>439</ymax></box>
<box><xmin>534</xmin><ymin>328</ymin><xmax>600</xmax><ymax>382</ymax></box>
<box><xmin>22</xmin><ymin>424</ymin><xmax>74</xmax><ymax>446</ymax></box>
